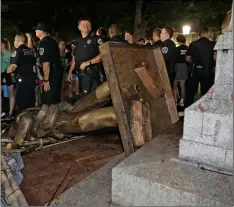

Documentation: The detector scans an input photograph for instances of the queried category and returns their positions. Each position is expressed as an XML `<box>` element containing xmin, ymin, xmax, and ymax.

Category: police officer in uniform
<box><xmin>7</xmin><ymin>33</ymin><xmax>36</xmax><ymax>112</ymax></box>
<box><xmin>152</xmin><ymin>28</ymin><xmax>162</xmax><ymax>47</ymax></box>
<box><xmin>33</xmin><ymin>23</ymin><xmax>63</xmax><ymax>105</ymax></box>
<box><xmin>68</xmin><ymin>17</ymin><xmax>104</xmax><ymax>96</ymax></box>
<box><xmin>160</xmin><ymin>27</ymin><xmax>177</xmax><ymax>87</ymax></box>
<box><xmin>108</xmin><ymin>24</ymin><xmax>128</xmax><ymax>43</ymax></box>
<box><xmin>185</xmin><ymin>27</ymin><xmax>216</xmax><ymax>107</ymax></box>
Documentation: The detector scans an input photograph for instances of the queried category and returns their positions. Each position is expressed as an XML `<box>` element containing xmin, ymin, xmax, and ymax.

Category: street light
<box><xmin>183</xmin><ymin>25</ymin><xmax>191</xmax><ymax>35</ymax></box>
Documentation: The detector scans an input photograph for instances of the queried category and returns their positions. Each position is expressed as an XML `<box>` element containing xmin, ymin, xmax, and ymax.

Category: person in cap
<box><xmin>33</xmin><ymin>23</ymin><xmax>63</xmax><ymax>105</ymax></box>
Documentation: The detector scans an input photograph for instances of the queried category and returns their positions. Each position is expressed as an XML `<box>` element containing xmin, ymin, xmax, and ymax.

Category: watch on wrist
<box><xmin>88</xmin><ymin>60</ymin><xmax>92</xmax><ymax>65</ymax></box>
<box><xmin>43</xmin><ymin>80</ymin><xmax>49</xmax><ymax>82</ymax></box>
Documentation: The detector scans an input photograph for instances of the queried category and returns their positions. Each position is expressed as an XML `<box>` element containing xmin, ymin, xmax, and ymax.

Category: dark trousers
<box><xmin>185</xmin><ymin>70</ymin><xmax>213</xmax><ymax>108</ymax></box>
<box><xmin>41</xmin><ymin>75</ymin><xmax>62</xmax><ymax>105</ymax></box>
<box><xmin>79</xmin><ymin>67</ymin><xmax>101</xmax><ymax>96</ymax></box>
<box><xmin>16</xmin><ymin>79</ymin><xmax>36</xmax><ymax>112</ymax></box>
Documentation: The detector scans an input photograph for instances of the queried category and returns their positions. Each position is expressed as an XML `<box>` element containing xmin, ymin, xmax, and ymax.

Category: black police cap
<box><xmin>32</xmin><ymin>23</ymin><xmax>50</xmax><ymax>33</ymax></box>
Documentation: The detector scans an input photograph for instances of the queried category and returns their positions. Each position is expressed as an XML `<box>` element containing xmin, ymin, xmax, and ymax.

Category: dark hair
<box><xmin>199</xmin><ymin>27</ymin><xmax>209</xmax><ymax>36</ymax></box>
<box><xmin>1</xmin><ymin>38</ymin><xmax>10</xmax><ymax>50</ymax></box>
<box><xmin>97</xmin><ymin>27</ymin><xmax>108</xmax><ymax>42</ymax></box>
<box><xmin>125</xmin><ymin>30</ymin><xmax>133</xmax><ymax>36</ymax></box>
<box><xmin>78</xmin><ymin>17</ymin><xmax>91</xmax><ymax>25</ymax></box>
<box><xmin>66</xmin><ymin>44</ymin><xmax>72</xmax><ymax>52</ymax></box>
<box><xmin>59</xmin><ymin>40</ymin><xmax>66</xmax><ymax>44</ymax></box>
<box><xmin>176</xmin><ymin>34</ymin><xmax>186</xmax><ymax>44</ymax></box>
<box><xmin>153</xmin><ymin>28</ymin><xmax>161</xmax><ymax>37</ymax></box>
<box><xmin>70</xmin><ymin>40</ymin><xmax>76</xmax><ymax>45</ymax></box>
<box><xmin>138</xmin><ymin>38</ymin><xmax>145</xmax><ymax>42</ymax></box>
<box><xmin>164</xmin><ymin>26</ymin><xmax>174</xmax><ymax>39</ymax></box>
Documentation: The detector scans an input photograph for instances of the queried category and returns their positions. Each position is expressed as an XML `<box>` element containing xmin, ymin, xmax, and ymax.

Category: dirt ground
<box><xmin>20</xmin><ymin>120</ymin><xmax>183</xmax><ymax>206</ymax></box>
<box><xmin>20</xmin><ymin>132</ymin><xmax>123</xmax><ymax>206</ymax></box>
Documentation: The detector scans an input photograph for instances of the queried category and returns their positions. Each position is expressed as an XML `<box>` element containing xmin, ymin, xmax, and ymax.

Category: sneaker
<box><xmin>6</xmin><ymin>114</ymin><xmax>13</xmax><ymax>120</ymax></box>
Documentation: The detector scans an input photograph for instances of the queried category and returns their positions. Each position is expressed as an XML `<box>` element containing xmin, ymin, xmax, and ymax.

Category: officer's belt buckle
<box><xmin>196</xmin><ymin>65</ymin><xmax>203</xmax><ymax>69</ymax></box>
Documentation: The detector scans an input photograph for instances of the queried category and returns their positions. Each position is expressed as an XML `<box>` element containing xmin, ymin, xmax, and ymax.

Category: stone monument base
<box><xmin>112</xmin><ymin>135</ymin><xmax>233</xmax><ymax>206</ymax></box>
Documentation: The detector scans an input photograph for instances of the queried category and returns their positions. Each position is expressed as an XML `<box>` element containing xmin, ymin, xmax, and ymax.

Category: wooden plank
<box><xmin>99</xmin><ymin>43</ymin><xmax>134</xmax><ymax>156</ymax></box>
<box><xmin>130</xmin><ymin>100</ymin><xmax>145</xmax><ymax>148</ymax></box>
<box><xmin>134</xmin><ymin>66</ymin><xmax>162</xmax><ymax>99</ymax></box>
<box><xmin>153</xmin><ymin>48</ymin><xmax>179</xmax><ymax>124</ymax></box>
<box><xmin>100</xmin><ymin>42</ymin><xmax>178</xmax><ymax>155</ymax></box>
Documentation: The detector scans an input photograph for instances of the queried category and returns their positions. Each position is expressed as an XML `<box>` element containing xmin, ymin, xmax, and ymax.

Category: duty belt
<box><xmin>195</xmin><ymin>65</ymin><xmax>204</xmax><ymax>69</ymax></box>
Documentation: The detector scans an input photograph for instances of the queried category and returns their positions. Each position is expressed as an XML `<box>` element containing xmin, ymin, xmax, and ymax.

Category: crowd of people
<box><xmin>1</xmin><ymin>17</ymin><xmax>216</xmax><ymax>120</ymax></box>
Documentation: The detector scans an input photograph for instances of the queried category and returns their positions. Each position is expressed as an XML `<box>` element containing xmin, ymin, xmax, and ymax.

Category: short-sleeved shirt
<box><xmin>10</xmin><ymin>44</ymin><xmax>36</xmax><ymax>78</ymax></box>
<box><xmin>73</xmin><ymin>33</ymin><xmax>103</xmax><ymax>69</ymax></box>
<box><xmin>160</xmin><ymin>39</ymin><xmax>177</xmax><ymax>73</ymax></box>
<box><xmin>186</xmin><ymin>37</ymin><xmax>216</xmax><ymax>68</ymax></box>
<box><xmin>176</xmin><ymin>44</ymin><xmax>188</xmax><ymax>63</ymax></box>
<box><xmin>1</xmin><ymin>51</ymin><xmax>12</xmax><ymax>73</ymax></box>
<box><xmin>38</xmin><ymin>36</ymin><xmax>62</xmax><ymax>77</ymax></box>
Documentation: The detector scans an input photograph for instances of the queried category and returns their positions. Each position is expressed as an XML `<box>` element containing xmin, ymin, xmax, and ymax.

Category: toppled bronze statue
<box><xmin>1</xmin><ymin>81</ymin><xmax>152</xmax><ymax>152</ymax></box>
<box><xmin>2</xmin><ymin>82</ymin><xmax>117</xmax><ymax>151</ymax></box>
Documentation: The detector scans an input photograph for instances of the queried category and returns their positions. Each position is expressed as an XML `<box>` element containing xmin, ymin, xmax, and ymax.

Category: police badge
<box><xmin>98</xmin><ymin>38</ymin><xmax>103</xmax><ymax>45</ymax></box>
<box><xmin>39</xmin><ymin>48</ymin><xmax>44</xmax><ymax>55</ymax></box>
<box><xmin>162</xmin><ymin>47</ymin><xmax>168</xmax><ymax>54</ymax></box>
<box><xmin>87</xmin><ymin>39</ymin><xmax>91</xmax><ymax>44</ymax></box>
<box><xmin>12</xmin><ymin>51</ymin><xmax>17</xmax><ymax>57</ymax></box>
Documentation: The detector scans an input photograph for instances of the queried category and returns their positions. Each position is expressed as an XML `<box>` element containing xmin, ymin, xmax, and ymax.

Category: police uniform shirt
<box><xmin>176</xmin><ymin>44</ymin><xmax>188</xmax><ymax>63</ymax></box>
<box><xmin>73</xmin><ymin>33</ymin><xmax>103</xmax><ymax>69</ymax></box>
<box><xmin>110</xmin><ymin>35</ymin><xmax>128</xmax><ymax>43</ymax></box>
<box><xmin>153</xmin><ymin>40</ymin><xmax>162</xmax><ymax>47</ymax></box>
<box><xmin>160</xmin><ymin>39</ymin><xmax>176</xmax><ymax>73</ymax></box>
<box><xmin>10</xmin><ymin>44</ymin><xmax>36</xmax><ymax>78</ymax></box>
<box><xmin>186</xmin><ymin>37</ymin><xmax>216</xmax><ymax>68</ymax></box>
<box><xmin>38</xmin><ymin>36</ymin><xmax>61</xmax><ymax>70</ymax></box>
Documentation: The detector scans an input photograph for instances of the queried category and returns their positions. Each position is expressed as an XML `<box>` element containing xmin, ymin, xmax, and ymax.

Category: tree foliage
<box><xmin>1</xmin><ymin>0</ymin><xmax>232</xmax><ymax>41</ymax></box>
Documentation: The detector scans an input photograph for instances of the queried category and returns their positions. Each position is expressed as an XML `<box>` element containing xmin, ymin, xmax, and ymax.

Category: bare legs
<box><xmin>8</xmin><ymin>85</ymin><xmax>15</xmax><ymax>115</ymax></box>
<box><xmin>173</xmin><ymin>80</ymin><xmax>186</xmax><ymax>106</ymax></box>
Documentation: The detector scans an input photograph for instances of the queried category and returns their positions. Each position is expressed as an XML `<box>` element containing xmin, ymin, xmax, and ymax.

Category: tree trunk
<box><xmin>134</xmin><ymin>0</ymin><xmax>147</xmax><ymax>40</ymax></box>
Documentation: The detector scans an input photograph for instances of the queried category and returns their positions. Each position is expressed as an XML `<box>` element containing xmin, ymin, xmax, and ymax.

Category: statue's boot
<box><xmin>71</xmin><ymin>81</ymin><xmax>111</xmax><ymax>113</ymax></box>
<box><xmin>55</xmin><ymin>106</ymin><xmax>117</xmax><ymax>134</ymax></box>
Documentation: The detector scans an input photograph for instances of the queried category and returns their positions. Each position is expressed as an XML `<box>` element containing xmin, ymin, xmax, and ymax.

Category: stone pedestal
<box><xmin>179</xmin><ymin>32</ymin><xmax>233</xmax><ymax>172</ymax></box>
<box><xmin>111</xmin><ymin>135</ymin><xmax>233</xmax><ymax>206</ymax></box>
<box><xmin>111</xmin><ymin>31</ymin><xmax>233</xmax><ymax>206</ymax></box>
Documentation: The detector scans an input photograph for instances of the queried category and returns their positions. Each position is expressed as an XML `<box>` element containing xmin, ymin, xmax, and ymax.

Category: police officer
<box><xmin>7</xmin><ymin>33</ymin><xmax>36</xmax><ymax>112</ymax></box>
<box><xmin>185</xmin><ymin>27</ymin><xmax>216</xmax><ymax>107</ymax></box>
<box><xmin>68</xmin><ymin>17</ymin><xmax>104</xmax><ymax>96</ymax></box>
<box><xmin>160</xmin><ymin>26</ymin><xmax>177</xmax><ymax>87</ymax></box>
<box><xmin>33</xmin><ymin>23</ymin><xmax>63</xmax><ymax>105</ymax></box>
<box><xmin>152</xmin><ymin>28</ymin><xmax>162</xmax><ymax>47</ymax></box>
<box><xmin>108</xmin><ymin>24</ymin><xmax>128</xmax><ymax>43</ymax></box>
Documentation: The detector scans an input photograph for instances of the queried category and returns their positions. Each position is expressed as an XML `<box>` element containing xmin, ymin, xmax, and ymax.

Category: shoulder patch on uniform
<box><xmin>87</xmin><ymin>39</ymin><xmax>91</xmax><ymax>44</ymax></box>
<box><xmin>39</xmin><ymin>48</ymin><xmax>44</xmax><ymax>55</ymax></box>
<box><xmin>162</xmin><ymin>47</ymin><xmax>168</xmax><ymax>54</ymax></box>
<box><xmin>98</xmin><ymin>38</ymin><xmax>103</xmax><ymax>45</ymax></box>
<box><xmin>12</xmin><ymin>51</ymin><xmax>17</xmax><ymax>57</ymax></box>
